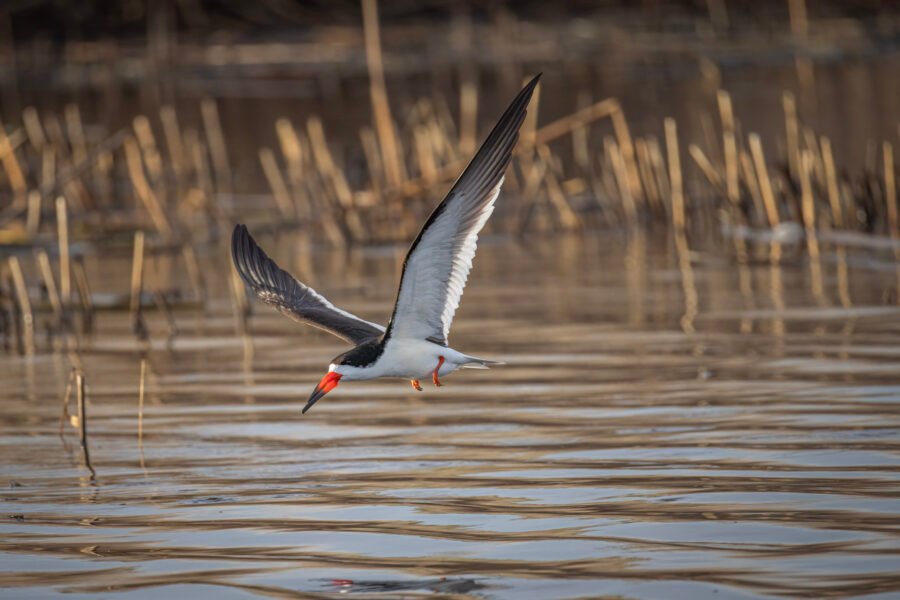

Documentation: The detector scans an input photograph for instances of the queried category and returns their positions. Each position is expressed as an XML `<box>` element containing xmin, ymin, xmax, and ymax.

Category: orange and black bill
<box><xmin>303</xmin><ymin>372</ymin><xmax>342</xmax><ymax>414</ymax></box>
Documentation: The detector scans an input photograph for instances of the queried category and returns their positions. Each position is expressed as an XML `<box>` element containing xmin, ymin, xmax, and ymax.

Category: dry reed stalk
<box><xmin>605</xmin><ymin>138</ymin><xmax>638</xmax><ymax>227</ymax></box>
<box><xmin>537</xmin><ymin>145</ymin><xmax>580</xmax><ymax>230</ymax></box>
<box><xmin>513</xmin><ymin>155</ymin><xmax>549</xmax><ymax>234</ymax></box>
<box><xmin>36</xmin><ymin>250</ymin><xmax>62</xmax><ymax>320</ymax></box>
<box><xmin>133</xmin><ymin>115</ymin><xmax>164</xmax><ymax>183</ymax></box>
<box><xmin>180</xmin><ymin>245</ymin><xmax>204</xmax><ymax>301</ymax></box>
<box><xmin>55</xmin><ymin>196</ymin><xmax>70</xmax><ymax>305</ymax></box>
<box><xmin>884</xmin><ymin>142</ymin><xmax>897</xmax><ymax>239</ymax></box>
<box><xmin>22</xmin><ymin>107</ymin><xmax>46</xmax><ymax>151</ymax></box>
<box><xmin>58</xmin><ymin>368</ymin><xmax>76</xmax><ymax>446</ymax></box>
<box><xmin>820</xmin><ymin>137</ymin><xmax>843</xmax><ymax>228</ymax></box>
<box><xmin>72</xmin><ymin>258</ymin><xmax>93</xmax><ymax>331</ymax></box>
<box><xmin>425</xmin><ymin>119</ymin><xmax>453</xmax><ymax>173</ymax></box>
<box><xmin>431</xmin><ymin>125</ymin><xmax>460</xmax><ymax>180</ymax></box>
<box><xmin>258</xmin><ymin>148</ymin><xmax>293</xmax><ymax>218</ymax></box>
<box><xmin>788</xmin><ymin>0</ymin><xmax>809</xmax><ymax>37</ymax></box>
<box><xmin>138</xmin><ymin>358</ymin><xmax>146</xmax><ymax>450</ymax></box>
<box><xmin>610</xmin><ymin>105</ymin><xmax>643</xmax><ymax>204</ymax></box>
<box><xmin>64</xmin><ymin>104</ymin><xmax>88</xmax><ymax>166</ymax></box>
<box><xmin>748</xmin><ymin>134</ymin><xmax>780</xmax><ymax>227</ymax></box>
<box><xmin>664</xmin><ymin>119</ymin><xmax>685</xmax><ymax>233</ymax></box>
<box><xmin>201</xmin><ymin>98</ymin><xmax>231</xmax><ymax>192</ymax></box>
<box><xmin>717</xmin><ymin>90</ymin><xmax>740</xmax><ymax>206</ymax></box>
<box><xmin>768</xmin><ymin>246</ymin><xmax>786</xmax><ymax>335</ymax></box>
<box><xmin>0</xmin><ymin>127</ymin><xmax>26</xmax><ymax>162</ymax></box>
<box><xmin>647</xmin><ymin>137</ymin><xmax>671</xmax><ymax>213</ymax></box>
<box><xmin>360</xmin><ymin>126</ymin><xmax>384</xmax><ymax>191</ymax></box>
<box><xmin>534</xmin><ymin>98</ymin><xmax>618</xmax><ymax>149</ymax></box>
<box><xmin>25</xmin><ymin>190</ymin><xmax>40</xmax><ymax>235</ymax></box>
<box><xmin>783</xmin><ymin>92</ymin><xmax>800</xmax><ymax>183</ymax></box>
<box><xmin>414</xmin><ymin>125</ymin><xmax>437</xmax><ymax>183</ymax></box>
<box><xmin>836</xmin><ymin>246</ymin><xmax>852</xmax><ymax>308</ymax></box>
<box><xmin>75</xmin><ymin>371</ymin><xmax>93</xmax><ymax>475</ymax></box>
<box><xmin>361</xmin><ymin>0</ymin><xmax>403</xmax><ymax>187</ymax></box>
<box><xmin>43</xmin><ymin>115</ymin><xmax>69</xmax><ymax>162</ymax></box>
<box><xmin>802</xmin><ymin>127</ymin><xmax>825</xmax><ymax>187</ymax></box>
<box><xmin>739</xmin><ymin>149</ymin><xmax>765</xmax><ymax>225</ymax></box>
<box><xmin>572</xmin><ymin>92</ymin><xmax>592</xmax><ymax>173</ymax></box>
<box><xmin>275</xmin><ymin>118</ymin><xmax>309</xmax><ymax>216</ymax></box>
<box><xmin>459</xmin><ymin>79</ymin><xmax>478</xmax><ymax>156</ymax></box>
<box><xmin>800</xmin><ymin>151</ymin><xmax>826</xmax><ymax>304</ymax></box>
<box><xmin>186</xmin><ymin>130</ymin><xmax>216</xmax><ymax>221</ymax></box>
<box><xmin>129</xmin><ymin>231</ymin><xmax>146</xmax><ymax>338</ymax></box>
<box><xmin>8</xmin><ymin>256</ymin><xmax>33</xmax><ymax>338</ymax></box>
<box><xmin>688</xmin><ymin>144</ymin><xmax>724</xmax><ymax>192</ymax></box>
<box><xmin>0</xmin><ymin>123</ymin><xmax>26</xmax><ymax>198</ymax></box>
<box><xmin>635</xmin><ymin>138</ymin><xmax>661</xmax><ymax>213</ymax></box>
<box><xmin>799</xmin><ymin>151</ymin><xmax>818</xmax><ymax>239</ymax></box>
<box><xmin>41</xmin><ymin>145</ymin><xmax>54</xmax><ymax>189</ymax></box>
<box><xmin>307</xmin><ymin>117</ymin><xmax>365</xmax><ymax>240</ymax></box>
<box><xmin>124</xmin><ymin>136</ymin><xmax>172</xmax><ymax>236</ymax></box>
<box><xmin>430</xmin><ymin>96</ymin><xmax>462</xmax><ymax>163</ymax></box>
<box><xmin>229</xmin><ymin>266</ymin><xmax>248</xmax><ymax>335</ymax></box>
<box><xmin>159</xmin><ymin>105</ymin><xmax>187</xmax><ymax>176</ymax></box>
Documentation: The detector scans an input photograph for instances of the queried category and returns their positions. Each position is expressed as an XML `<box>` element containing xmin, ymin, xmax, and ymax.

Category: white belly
<box><xmin>374</xmin><ymin>338</ymin><xmax>465</xmax><ymax>380</ymax></box>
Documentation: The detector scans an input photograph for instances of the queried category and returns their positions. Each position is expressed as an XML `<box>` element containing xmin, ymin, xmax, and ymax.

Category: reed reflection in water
<box><xmin>1</xmin><ymin>232</ymin><xmax>899</xmax><ymax>599</ymax></box>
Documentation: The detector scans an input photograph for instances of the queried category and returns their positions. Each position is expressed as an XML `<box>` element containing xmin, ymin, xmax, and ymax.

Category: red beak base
<box><xmin>303</xmin><ymin>371</ymin><xmax>341</xmax><ymax>414</ymax></box>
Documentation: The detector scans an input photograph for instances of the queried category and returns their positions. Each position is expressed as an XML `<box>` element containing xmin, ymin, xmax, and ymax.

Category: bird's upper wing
<box><xmin>383</xmin><ymin>74</ymin><xmax>540</xmax><ymax>345</ymax></box>
<box><xmin>231</xmin><ymin>224</ymin><xmax>385</xmax><ymax>345</ymax></box>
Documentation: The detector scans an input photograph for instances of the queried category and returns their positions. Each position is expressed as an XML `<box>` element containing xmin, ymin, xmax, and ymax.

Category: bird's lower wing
<box><xmin>231</xmin><ymin>224</ymin><xmax>385</xmax><ymax>345</ymax></box>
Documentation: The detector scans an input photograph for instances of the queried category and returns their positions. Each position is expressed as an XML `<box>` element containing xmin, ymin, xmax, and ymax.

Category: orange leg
<box><xmin>432</xmin><ymin>356</ymin><xmax>445</xmax><ymax>387</ymax></box>
<box><xmin>410</xmin><ymin>379</ymin><xmax>422</xmax><ymax>391</ymax></box>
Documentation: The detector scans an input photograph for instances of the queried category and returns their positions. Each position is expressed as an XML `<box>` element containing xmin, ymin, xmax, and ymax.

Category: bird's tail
<box><xmin>460</xmin><ymin>355</ymin><xmax>505</xmax><ymax>369</ymax></box>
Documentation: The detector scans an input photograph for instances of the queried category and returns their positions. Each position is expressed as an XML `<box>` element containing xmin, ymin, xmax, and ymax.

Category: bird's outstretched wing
<box><xmin>231</xmin><ymin>224</ymin><xmax>385</xmax><ymax>344</ymax></box>
<box><xmin>384</xmin><ymin>74</ymin><xmax>541</xmax><ymax>345</ymax></box>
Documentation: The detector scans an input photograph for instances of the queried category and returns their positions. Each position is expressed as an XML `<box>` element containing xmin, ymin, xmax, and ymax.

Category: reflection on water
<box><xmin>1</xmin><ymin>232</ymin><xmax>899</xmax><ymax>599</ymax></box>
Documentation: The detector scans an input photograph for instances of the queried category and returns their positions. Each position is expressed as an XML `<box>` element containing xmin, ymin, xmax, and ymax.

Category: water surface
<box><xmin>1</xmin><ymin>233</ymin><xmax>899</xmax><ymax>599</ymax></box>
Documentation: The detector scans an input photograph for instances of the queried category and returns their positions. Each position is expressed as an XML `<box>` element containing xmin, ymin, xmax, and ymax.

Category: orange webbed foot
<box><xmin>411</xmin><ymin>379</ymin><xmax>423</xmax><ymax>391</ymax></box>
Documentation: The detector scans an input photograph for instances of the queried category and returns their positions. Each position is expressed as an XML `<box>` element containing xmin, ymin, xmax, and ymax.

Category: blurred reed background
<box><xmin>0</xmin><ymin>0</ymin><xmax>898</xmax><ymax>355</ymax></box>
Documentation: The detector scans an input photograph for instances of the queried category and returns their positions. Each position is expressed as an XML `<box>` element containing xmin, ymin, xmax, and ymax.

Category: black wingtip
<box><xmin>521</xmin><ymin>73</ymin><xmax>542</xmax><ymax>96</ymax></box>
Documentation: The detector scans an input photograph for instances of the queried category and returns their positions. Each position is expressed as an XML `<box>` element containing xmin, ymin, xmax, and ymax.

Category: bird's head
<box><xmin>303</xmin><ymin>364</ymin><xmax>343</xmax><ymax>414</ymax></box>
<box><xmin>303</xmin><ymin>342</ymin><xmax>381</xmax><ymax>414</ymax></box>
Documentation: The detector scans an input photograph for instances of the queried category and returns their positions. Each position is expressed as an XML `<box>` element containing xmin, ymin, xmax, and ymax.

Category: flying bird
<box><xmin>231</xmin><ymin>74</ymin><xmax>540</xmax><ymax>413</ymax></box>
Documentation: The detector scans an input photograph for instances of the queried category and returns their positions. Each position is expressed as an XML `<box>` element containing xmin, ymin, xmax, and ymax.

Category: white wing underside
<box><xmin>383</xmin><ymin>74</ymin><xmax>539</xmax><ymax>346</ymax></box>
<box><xmin>389</xmin><ymin>180</ymin><xmax>503</xmax><ymax>343</ymax></box>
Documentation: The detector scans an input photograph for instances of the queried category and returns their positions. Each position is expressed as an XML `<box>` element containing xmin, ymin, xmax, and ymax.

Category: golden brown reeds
<box><xmin>55</xmin><ymin>196</ymin><xmax>70</xmax><ymax>306</ymax></box>
<box><xmin>130</xmin><ymin>231</ymin><xmax>148</xmax><ymax>339</ymax></box>
<box><xmin>259</xmin><ymin>148</ymin><xmax>293</xmax><ymax>218</ymax></box>
<box><xmin>201</xmin><ymin>98</ymin><xmax>231</xmax><ymax>193</ymax></box>
<box><xmin>36</xmin><ymin>249</ymin><xmax>63</xmax><ymax>323</ymax></box>
<box><xmin>820</xmin><ymin>137</ymin><xmax>843</xmax><ymax>228</ymax></box>
<box><xmin>748</xmin><ymin>133</ymin><xmax>780</xmax><ymax>228</ymax></box>
<box><xmin>361</xmin><ymin>0</ymin><xmax>403</xmax><ymax>188</ymax></box>
<box><xmin>665</xmin><ymin>119</ymin><xmax>685</xmax><ymax>234</ymax></box>
<box><xmin>884</xmin><ymin>142</ymin><xmax>897</xmax><ymax>239</ymax></box>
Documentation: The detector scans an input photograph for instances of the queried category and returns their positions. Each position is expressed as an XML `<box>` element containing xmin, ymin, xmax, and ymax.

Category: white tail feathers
<box><xmin>460</xmin><ymin>355</ymin><xmax>505</xmax><ymax>369</ymax></box>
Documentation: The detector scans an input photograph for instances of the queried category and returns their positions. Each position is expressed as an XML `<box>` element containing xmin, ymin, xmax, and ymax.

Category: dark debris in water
<box><xmin>323</xmin><ymin>577</ymin><xmax>487</xmax><ymax>594</ymax></box>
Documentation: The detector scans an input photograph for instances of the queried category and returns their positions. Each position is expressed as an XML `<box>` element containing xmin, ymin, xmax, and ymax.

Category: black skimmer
<box><xmin>231</xmin><ymin>74</ymin><xmax>540</xmax><ymax>414</ymax></box>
